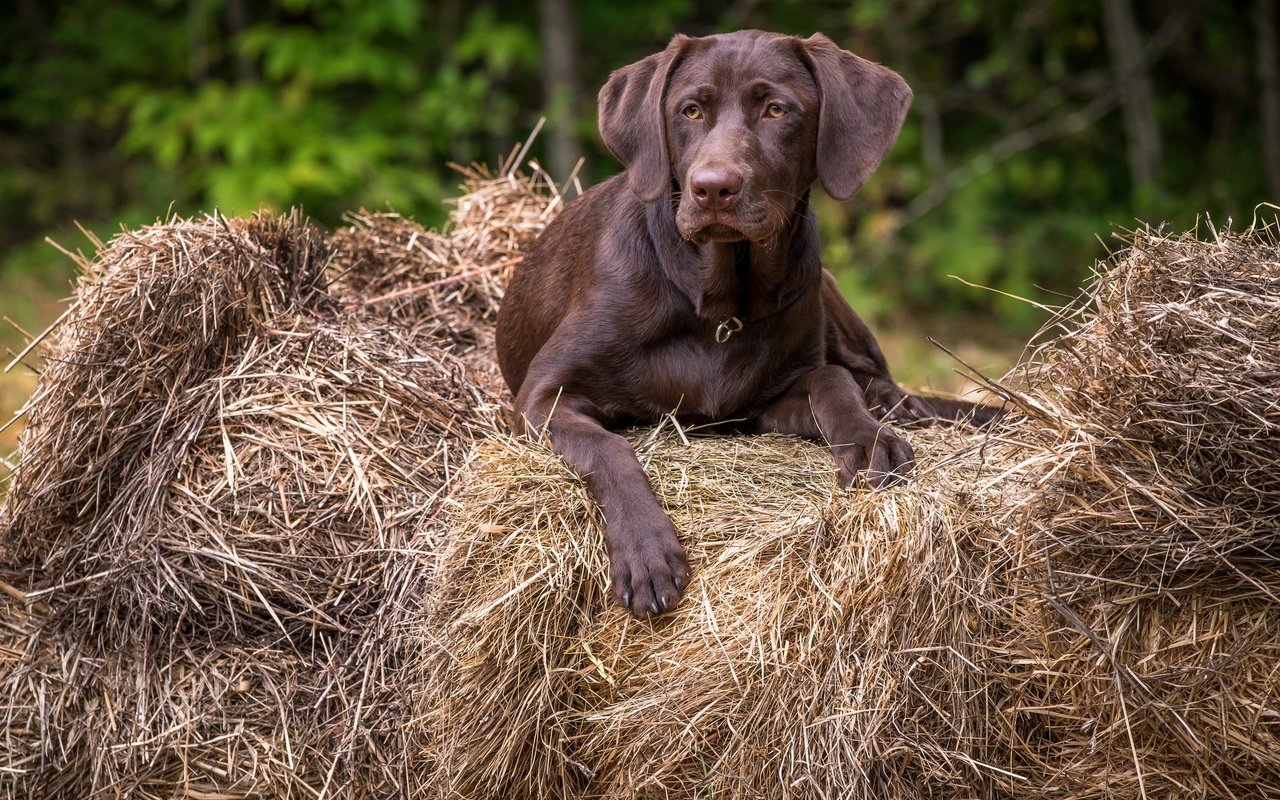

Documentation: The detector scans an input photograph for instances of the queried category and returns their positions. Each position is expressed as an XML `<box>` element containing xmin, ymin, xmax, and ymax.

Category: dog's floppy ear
<box><xmin>598</xmin><ymin>35</ymin><xmax>691</xmax><ymax>203</ymax></box>
<box><xmin>800</xmin><ymin>33</ymin><xmax>912</xmax><ymax>201</ymax></box>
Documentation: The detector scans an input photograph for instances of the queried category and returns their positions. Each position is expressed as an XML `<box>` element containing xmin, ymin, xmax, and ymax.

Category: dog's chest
<box><xmin>635</xmin><ymin>329</ymin><xmax>814</xmax><ymax>421</ymax></box>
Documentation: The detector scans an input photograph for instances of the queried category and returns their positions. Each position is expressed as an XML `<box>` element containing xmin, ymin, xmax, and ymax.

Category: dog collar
<box><xmin>714</xmin><ymin>284</ymin><xmax>811</xmax><ymax>343</ymax></box>
<box><xmin>714</xmin><ymin>317</ymin><xmax>744</xmax><ymax>343</ymax></box>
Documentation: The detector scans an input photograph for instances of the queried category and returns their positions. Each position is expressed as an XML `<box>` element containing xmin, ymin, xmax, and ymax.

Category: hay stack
<box><xmin>421</xmin><ymin>223</ymin><xmax>1280</xmax><ymax>799</ymax></box>
<box><xmin>973</xmin><ymin>222</ymin><xmax>1280</xmax><ymax>798</ymax></box>
<box><xmin>0</xmin><ymin>192</ymin><xmax>523</xmax><ymax>795</ymax></box>
<box><xmin>1015</xmin><ymin>223</ymin><xmax>1280</xmax><ymax>565</ymax></box>
<box><xmin>3</xmin><ymin>150</ymin><xmax>1277</xmax><ymax>800</ymax></box>
<box><xmin>424</xmin><ymin>425</ymin><xmax>1010</xmax><ymax>799</ymax></box>
<box><xmin>1</xmin><ymin>211</ymin><xmax>478</xmax><ymax>639</ymax></box>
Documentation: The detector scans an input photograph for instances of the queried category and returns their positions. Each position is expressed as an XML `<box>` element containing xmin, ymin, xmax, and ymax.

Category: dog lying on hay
<box><xmin>497</xmin><ymin>30</ymin><xmax>998</xmax><ymax>620</ymax></box>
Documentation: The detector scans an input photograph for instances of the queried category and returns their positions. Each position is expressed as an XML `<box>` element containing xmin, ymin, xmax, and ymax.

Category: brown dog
<box><xmin>497</xmin><ymin>30</ymin><xmax>995</xmax><ymax>619</ymax></box>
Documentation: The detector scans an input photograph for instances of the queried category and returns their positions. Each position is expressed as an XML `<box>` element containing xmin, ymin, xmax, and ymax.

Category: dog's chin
<box><xmin>683</xmin><ymin>222</ymin><xmax>748</xmax><ymax>245</ymax></box>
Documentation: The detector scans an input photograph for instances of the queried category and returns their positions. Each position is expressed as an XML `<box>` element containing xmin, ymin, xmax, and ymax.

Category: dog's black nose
<box><xmin>690</xmin><ymin>168</ymin><xmax>743</xmax><ymax>211</ymax></box>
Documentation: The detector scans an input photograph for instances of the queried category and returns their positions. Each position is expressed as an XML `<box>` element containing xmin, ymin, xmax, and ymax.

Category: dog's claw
<box><xmin>609</xmin><ymin>517</ymin><xmax>690</xmax><ymax>619</ymax></box>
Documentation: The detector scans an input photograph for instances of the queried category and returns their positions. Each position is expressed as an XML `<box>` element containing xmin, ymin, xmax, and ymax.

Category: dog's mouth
<box><xmin>676</xmin><ymin>199</ymin><xmax>777</xmax><ymax>246</ymax></box>
<box><xmin>688</xmin><ymin>222</ymin><xmax>747</xmax><ymax>244</ymax></box>
<box><xmin>678</xmin><ymin>211</ymin><xmax>771</xmax><ymax>245</ymax></box>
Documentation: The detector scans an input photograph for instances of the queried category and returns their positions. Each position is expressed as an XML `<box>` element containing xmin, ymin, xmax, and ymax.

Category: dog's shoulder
<box><xmin>526</xmin><ymin>173</ymin><xmax>655</xmax><ymax>268</ymax></box>
<box><xmin>543</xmin><ymin>173</ymin><xmax>639</xmax><ymax>231</ymax></box>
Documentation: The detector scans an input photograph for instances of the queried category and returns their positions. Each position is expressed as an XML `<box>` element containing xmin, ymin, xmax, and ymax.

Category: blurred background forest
<box><xmin>2</xmin><ymin>0</ymin><xmax>1278</xmax><ymax>452</ymax></box>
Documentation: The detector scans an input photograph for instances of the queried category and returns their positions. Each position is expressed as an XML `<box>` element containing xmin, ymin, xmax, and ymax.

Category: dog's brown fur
<box><xmin>497</xmin><ymin>30</ymin><xmax>997</xmax><ymax>619</ymax></box>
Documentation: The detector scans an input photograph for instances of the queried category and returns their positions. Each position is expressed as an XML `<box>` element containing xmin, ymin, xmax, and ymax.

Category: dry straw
<box><xmin>2</xmin><ymin>148</ymin><xmax>1277</xmax><ymax>800</ymax></box>
<box><xmin>423</xmin><ymin>424</ymin><xmax>1009</xmax><ymax>798</ymax></box>
<box><xmin>327</xmin><ymin>160</ymin><xmax>570</xmax><ymax>403</ymax></box>
<box><xmin>0</xmin><ymin>211</ymin><xmax>475</xmax><ymax>637</ymax></box>
<box><xmin>422</xmin><ymin>221</ymin><xmax>1280</xmax><ymax>799</ymax></box>
<box><xmin>1013</xmin><ymin>222</ymin><xmax>1280</xmax><ymax>567</ymax></box>
<box><xmin>0</xmin><ymin>161</ymin><xmax>561</xmax><ymax>798</ymax></box>
<box><xmin>0</xmin><ymin>210</ymin><xmax>452</xmax><ymax>796</ymax></box>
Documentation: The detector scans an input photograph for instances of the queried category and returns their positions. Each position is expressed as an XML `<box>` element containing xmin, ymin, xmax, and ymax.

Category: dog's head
<box><xmin>599</xmin><ymin>30</ymin><xmax>912</xmax><ymax>245</ymax></box>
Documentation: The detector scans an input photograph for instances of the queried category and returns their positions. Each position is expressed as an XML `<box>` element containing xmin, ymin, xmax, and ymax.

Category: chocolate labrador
<box><xmin>497</xmin><ymin>30</ymin><xmax>996</xmax><ymax>619</ymax></box>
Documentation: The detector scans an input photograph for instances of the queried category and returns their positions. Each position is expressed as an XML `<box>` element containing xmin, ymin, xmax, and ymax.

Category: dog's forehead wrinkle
<box><xmin>716</xmin><ymin>34</ymin><xmax>809</xmax><ymax>76</ymax></box>
<box><xmin>674</xmin><ymin>34</ymin><xmax>807</xmax><ymax>88</ymax></box>
<box><xmin>671</xmin><ymin>84</ymin><xmax>718</xmax><ymax>107</ymax></box>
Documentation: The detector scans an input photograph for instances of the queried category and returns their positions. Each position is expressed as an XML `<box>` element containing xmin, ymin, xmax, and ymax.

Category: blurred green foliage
<box><xmin>1</xmin><ymin>0</ymin><xmax>1275</xmax><ymax>332</ymax></box>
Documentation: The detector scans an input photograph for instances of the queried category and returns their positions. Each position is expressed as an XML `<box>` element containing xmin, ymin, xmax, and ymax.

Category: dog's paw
<box><xmin>833</xmin><ymin>424</ymin><xmax>915</xmax><ymax>490</ymax></box>
<box><xmin>863</xmin><ymin>379</ymin><xmax>926</xmax><ymax>424</ymax></box>
<box><xmin>865</xmin><ymin>382</ymin><xmax>1007</xmax><ymax>430</ymax></box>
<box><xmin>608</xmin><ymin>519</ymin><xmax>691</xmax><ymax>619</ymax></box>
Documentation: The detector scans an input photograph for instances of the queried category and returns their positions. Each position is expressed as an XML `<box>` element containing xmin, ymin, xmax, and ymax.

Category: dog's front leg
<box><xmin>514</xmin><ymin>394</ymin><xmax>691</xmax><ymax>618</ymax></box>
<box><xmin>819</xmin><ymin>271</ymin><xmax>1003</xmax><ymax>427</ymax></box>
<box><xmin>818</xmin><ymin>271</ymin><xmax>931</xmax><ymax>423</ymax></box>
<box><xmin>751</xmin><ymin>365</ymin><xmax>915</xmax><ymax>488</ymax></box>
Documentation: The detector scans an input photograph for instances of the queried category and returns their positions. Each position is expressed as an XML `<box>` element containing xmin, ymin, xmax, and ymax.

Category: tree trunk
<box><xmin>537</xmin><ymin>0</ymin><xmax>583</xmax><ymax>181</ymax></box>
<box><xmin>1258</xmin><ymin>0</ymin><xmax>1280</xmax><ymax>201</ymax></box>
<box><xmin>1103</xmin><ymin>0</ymin><xmax>1162</xmax><ymax>190</ymax></box>
<box><xmin>225</xmin><ymin>0</ymin><xmax>258</xmax><ymax>83</ymax></box>
<box><xmin>187</xmin><ymin>0</ymin><xmax>209</xmax><ymax>85</ymax></box>
<box><xmin>884</xmin><ymin>12</ymin><xmax>943</xmax><ymax>175</ymax></box>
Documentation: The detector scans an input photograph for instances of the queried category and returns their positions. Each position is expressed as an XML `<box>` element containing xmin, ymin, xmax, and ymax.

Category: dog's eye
<box><xmin>682</xmin><ymin>104</ymin><xmax>703</xmax><ymax>120</ymax></box>
<box><xmin>765</xmin><ymin>103</ymin><xmax>786</xmax><ymax>119</ymax></box>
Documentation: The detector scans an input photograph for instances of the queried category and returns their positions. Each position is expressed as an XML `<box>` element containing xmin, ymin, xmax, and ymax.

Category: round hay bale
<box><xmin>1</xmin><ymin>212</ymin><xmax>476</xmax><ymax>640</ymax></box>
<box><xmin>0</xmin><ymin>207</ymin><xmax>480</xmax><ymax>798</ymax></box>
<box><xmin>2</xmin><ymin>210</ymin><xmax>324</xmax><ymax>568</ymax></box>
<box><xmin>976</xmin><ymin>221</ymin><xmax>1280</xmax><ymax>797</ymax></box>
<box><xmin>419</xmin><ymin>223</ymin><xmax>1280</xmax><ymax>799</ymax></box>
<box><xmin>1015</xmin><ymin>223</ymin><xmax>1280</xmax><ymax>568</ymax></box>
